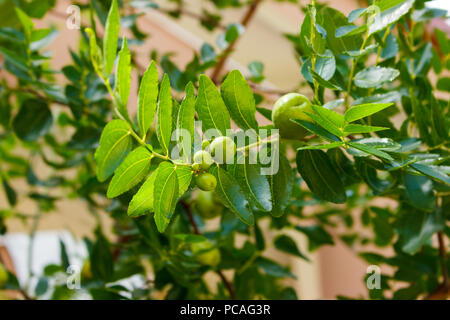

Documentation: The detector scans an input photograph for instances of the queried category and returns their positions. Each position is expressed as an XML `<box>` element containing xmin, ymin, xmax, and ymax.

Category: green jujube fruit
<box><xmin>272</xmin><ymin>93</ymin><xmax>313</xmax><ymax>140</ymax></box>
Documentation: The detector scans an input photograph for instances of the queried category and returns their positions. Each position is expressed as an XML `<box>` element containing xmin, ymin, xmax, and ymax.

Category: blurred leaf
<box><xmin>295</xmin><ymin>225</ymin><xmax>334</xmax><ymax>251</ymax></box>
<box><xmin>115</xmin><ymin>37</ymin><xmax>131</xmax><ymax>120</ymax></box>
<box><xmin>274</xmin><ymin>235</ymin><xmax>309</xmax><ymax>261</ymax></box>
<box><xmin>296</xmin><ymin>149</ymin><xmax>346</xmax><ymax>203</ymax></box>
<box><xmin>13</xmin><ymin>99</ymin><xmax>52</xmax><ymax>141</ymax></box>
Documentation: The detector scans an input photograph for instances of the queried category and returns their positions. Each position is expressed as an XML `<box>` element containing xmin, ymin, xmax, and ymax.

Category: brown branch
<box><xmin>0</xmin><ymin>245</ymin><xmax>34</xmax><ymax>300</ymax></box>
<box><xmin>210</xmin><ymin>0</ymin><xmax>262</xmax><ymax>84</ymax></box>
<box><xmin>180</xmin><ymin>200</ymin><xmax>235</xmax><ymax>299</ymax></box>
<box><xmin>438</xmin><ymin>232</ymin><xmax>448</xmax><ymax>286</ymax></box>
<box><xmin>424</xmin><ymin>232</ymin><xmax>449</xmax><ymax>300</ymax></box>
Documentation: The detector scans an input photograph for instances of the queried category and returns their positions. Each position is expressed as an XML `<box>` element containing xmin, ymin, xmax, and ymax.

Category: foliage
<box><xmin>0</xmin><ymin>0</ymin><xmax>449</xmax><ymax>300</ymax></box>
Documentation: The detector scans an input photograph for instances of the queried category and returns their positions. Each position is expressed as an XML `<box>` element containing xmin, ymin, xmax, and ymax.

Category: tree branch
<box><xmin>424</xmin><ymin>232</ymin><xmax>449</xmax><ymax>300</ymax></box>
<box><xmin>210</xmin><ymin>0</ymin><xmax>262</xmax><ymax>83</ymax></box>
<box><xmin>180</xmin><ymin>200</ymin><xmax>235</xmax><ymax>299</ymax></box>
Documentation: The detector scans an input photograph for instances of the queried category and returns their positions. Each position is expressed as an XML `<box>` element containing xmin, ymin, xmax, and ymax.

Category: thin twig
<box><xmin>210</xmin><ymin>0</ymin><xmax>262</xmax><ymax>83</ymax></box>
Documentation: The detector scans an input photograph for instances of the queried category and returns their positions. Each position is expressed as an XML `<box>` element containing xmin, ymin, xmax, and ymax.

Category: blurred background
<box><xmin>1</xmin><ymin>0</ymin><xmax>449</xmax><ymax>299</ymax></box>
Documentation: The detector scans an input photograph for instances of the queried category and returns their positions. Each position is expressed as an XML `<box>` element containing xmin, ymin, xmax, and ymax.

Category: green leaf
<box><xmin>369</xmin><ymin>0</ymin><xmax>414</xmax><ymax>35</ymax></box>
<box><xmin>103</xmin><ymin>0</ymin><xmax>119</xmax><ymax>75</ymax></box>
<box><xmin>318</xmin><ymin>7</ymin><xmax>363</xmax><ymax>54</ymax></box>
<box><xmin>354</xmin><ymin>66</ymin><xmax>399</xmax><ymax>88</ymax></box>
<box><xmin>128</xmin><ymin>167</ymin><xmax>159</xmax><ymax>217</ymax></box>
<box><xmin>354</xmin><ymin>158</ymin><xmax>393</xmax><ymax>194</ymax></box>
<box><xmin>154</xmin><ymin>162</ymin><xmax>179</xmax><ymax>232</ymax></box>
<box><xmin>13</xmin><ymin>99</ymin><xmax>52</xmax><ymax>141</ymax></box>
<box><xmin>229</xmin><ymin>155</ymin><xmax>272</xmax><ymax>212</ymax></box>
<box><xmin>380</xmin><ymin>34</ymin><xmax>398</xmax><ymax>59</ymax></box>
<box><xmin>85</xmin><ymin>28</ymin><xmax>103</xmax><ymax>75</ymax></box>
<box><xmin>343</xmin><ymin>124</ymin><xmax>389</xmax><ymax>135</ymax></box>
<box><xmin>435</xmin><ymin>28</ymin><xmax>450</xmax><ymax>55</ymax></box>
<box><xmin>221</xmin><ymin>70</ymin><xmax>258</xmax><ymax>131</ymax></box>
<box><xmin>436</xmin><ymin>77</ymin><xmax>450</xmax><ymax>92</ymax></box>
<box><xmin>430</xmin><ymin>97</ymin><xmax>448</xmax><ymax>142</ymax></box>
<box><xmin>298</xmin><ymin>141</ymin><xmax>344</xmax><ymax>150</ymax></box>
<box><xmin>291</xmin><ymin>119</ymin><xmax>340</xmax><ymax>142</ymax></box>
<box><xmin>138</xmin><ymin>61</ymin><xmax>159</xmax><ymax>138</ymax></box>
<box><xmin>107</xmin><ymin>146</ymin><xmax>153</xmax><ymax>198</ymax></box>
<box><xmin>411</xmin><ymin>164</ymin><xmax>450</xmax><ymax>186</ymax></box>
<box><xmin>295</xmin><ymin>225</ymin><xmax>334</xmax><ymax>251</ymax></box>
<box><xmin>95</xmin><ymin>120</ymin><xmax>132</xmax><ymax>182</ymax></box>
<box><xmin>177</xmin><ymin>82</ymin><xmax>196</xmax><ymax>163</ymax></box>
<box><xmin>14</xmin><ymin>7</ymin><xmax>33</xmax><ymax>39</ymax></box>
<box><xmin>115</xmin><ymin>37</ymin><xmax>131</xmax><ymax>120</ymax></box>
<box><xmin>254</xmin><ymin>257</ymin><xmax>296</xmax><ymax>279</ymax></box>
<box><xmin>156</xmin><ymin>74</ymin><xmax>172</xmax><ymax>154</ymax></box>
<box><xmin>1</xmin><ymin>175</ymin><xmax>17</xmax><ymax>206</ymax></box>
<box><xmin>395</xmin><ymin>208</ymin><xmax>444</xmax><ymax>255</ymax></box>
<box><xmin>312</xmin><ymin>104</ymin><xmax>345</xmax><ymax>127</ymax></box>
<box><xmin>91</xmin><ymin>230</ymin><xmax>114</xmax><ymax>282</ymax></box>
<box><xmin>274</xmin><ymin>235</ymin><xmax>309</xmax><ymax>261</ymax></box>
<box><xmin>176</xmin><ymin>165</ymin><xmax>193</xmax><ymax>197</ymax></box>
<box><xmin>268</xmin><ymin>151</ymin><xmax>293</xmax><ymax>217</ymax></box>
<box><xmin>296</xmin><ymin>149</ymin><xmax>346</xmax><ymax>203</ymax></box>
<box><xmin>345</xmin><ymin>103</ymin><xmax>393</xmax><ymax>122</ymax></box>
<box><xmin>371</xmin><ymin>207</ymin><xmax>394</xmax><ymax>246</ymax></box>
<box><xmin>195</xmin><ymin>74</ymin><xmax>231</xmax><ymax>135</ymax></box>
<box><xmin>335</xmin><ymin>25</ymin><xmax>366</xmax><ymax>38</ymax></box>
<box><xmin>348</xmin><ymin>142</ymin><xmax>393</xmax><ymax>161</ymax></box>
<box><xmin>305</xmin><ymin>109</ymin><xmax>342</xmax><ymax>138</ymax></box>
<box><xmin>210</xmin><ymin>165</ymin><xmax>254</xmax><ymax>225</ymax></box>
<box><xmin>309</xmin><ymin>68</ymin><xmax>342</xmax><ymax>90</ymax></box>
<box><xmin>404</xmin><ymin>173</ymin><xmax>435</xmax><ymax>212</ymax></box>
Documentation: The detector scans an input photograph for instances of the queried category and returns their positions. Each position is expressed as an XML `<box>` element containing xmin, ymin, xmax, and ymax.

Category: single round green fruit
<box><xmin>195</xmin><ymin>190</ymin><xmax>223</xmax><ymax>219</ymax></box>
<box><xmin>195</xmin><ymin>173</ymin><xmax>217</xmax><ymax>191</ymax></box>
<box><xmin>272</xmin><ymin>93</ymin><xmax>313</xmax><ymax>140</ymax></box>
<box><xmin>209</xmin><ymin>136</ymin><xmax>236</xmax><ymax>164</ymax></box>
<box><xmin>0</xmin><ymin>263</ymin><xmax>8</xmax><ymax>289</ymax></box>
<box><xmin>191</xmin><ymin>241</ymin><xmax>221</xmax><ymax>267</ymax></box>
<box><xmin>193</xmin><ymin>150</ymin><xmax>214</xmax><ymax>170</ymax></box>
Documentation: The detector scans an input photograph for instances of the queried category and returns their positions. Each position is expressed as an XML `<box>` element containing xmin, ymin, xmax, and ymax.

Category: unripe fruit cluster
<box><xmin>272</xmin><ymin>93</ymin><xmax>313</xmax><ymax>140</ymax></box>
<box><xmin>192</xmin><ymin>136</ymin><xmax>236</xmax><ymax>192</ymax></box>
